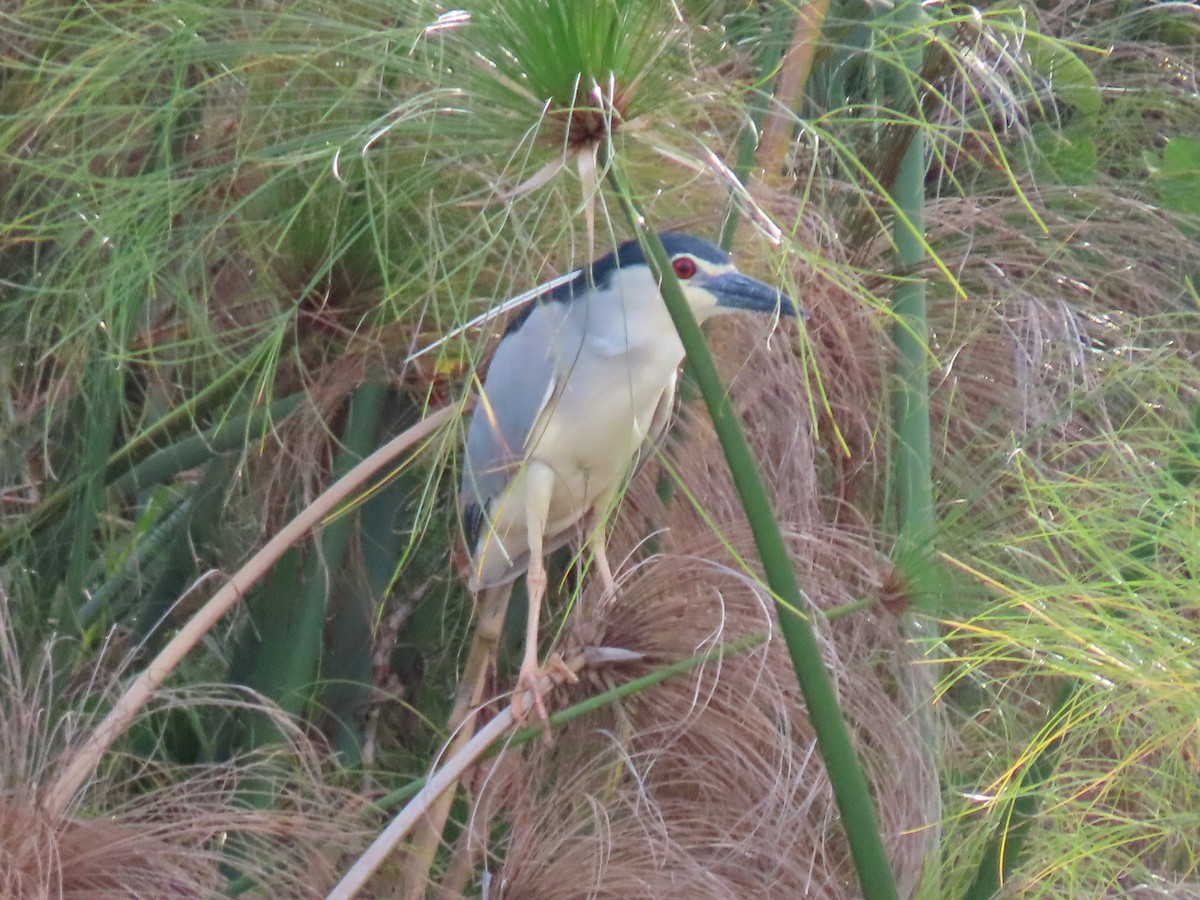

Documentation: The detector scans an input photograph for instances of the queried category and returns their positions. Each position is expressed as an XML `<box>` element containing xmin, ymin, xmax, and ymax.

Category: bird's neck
<box><xmin>583</xmin><ymin>271</ymin><xmax>687</xmax><ymax>362</ymax></box>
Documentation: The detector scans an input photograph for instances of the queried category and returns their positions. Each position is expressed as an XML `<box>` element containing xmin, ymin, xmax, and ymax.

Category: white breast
<box><xmin>467</xmin><ymin>271</ymin><xmax>685</xmax><ymax>588</ymax></box>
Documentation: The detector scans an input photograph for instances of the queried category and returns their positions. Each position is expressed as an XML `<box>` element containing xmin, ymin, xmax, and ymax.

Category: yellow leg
<box><xmin>587</xmin><ymin>521</ymin><xmax>619</xmax><ymax>602</ymax></box>
<box><xmin>513</xmin><ymin>461</ymin><xmax>555</xmax><ymax>725</ymax></box>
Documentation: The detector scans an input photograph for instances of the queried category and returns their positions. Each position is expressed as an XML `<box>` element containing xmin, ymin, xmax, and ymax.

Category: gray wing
<box><xmin>460</xmin><ymin>301</ymin><xmax>576</xmax><ymax>548</ymax></box>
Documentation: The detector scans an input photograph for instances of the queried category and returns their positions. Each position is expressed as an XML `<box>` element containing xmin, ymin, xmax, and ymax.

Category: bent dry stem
<box><xmin>41</xmin><ymin>402</ymin><xmax>465</xmax><ymax>819</ymax></box>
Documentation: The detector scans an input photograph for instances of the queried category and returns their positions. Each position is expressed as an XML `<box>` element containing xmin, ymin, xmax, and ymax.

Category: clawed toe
<box><xmin>543</xmin><ymin>652</ymin><xmax>578</xmax><ymax>685</ymax></box>
<box><xmin>511</xmin><ymin>654</ymin><xmax>578</xmax><ymax>740</ymax></box>
<box><xmin>512</xmin><ymin>661</ymin><xmax>548</xmax><ymax>726</ymax></box>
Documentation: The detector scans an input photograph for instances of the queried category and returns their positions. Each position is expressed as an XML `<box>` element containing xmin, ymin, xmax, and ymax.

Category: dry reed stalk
<box><xmin>42</xmin><ymin>403</ymin><xmax>461</xmax><ymax>819</ymax></box>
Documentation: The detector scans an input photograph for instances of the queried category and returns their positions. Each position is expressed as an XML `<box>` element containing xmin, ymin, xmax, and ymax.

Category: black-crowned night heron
<box><xmin>460</xmin><ymin>232</ymin><xmax>797</xmax><ymax>723</ymax></box>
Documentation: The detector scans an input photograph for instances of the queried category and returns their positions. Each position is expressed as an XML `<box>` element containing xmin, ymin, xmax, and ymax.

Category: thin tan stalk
<box><xmin>398</xmin><ymin>582</ymin><xmax>514</xmax><ymax>900</ymax></box>
<box><xmin>42</xmin><ymin>401</ymin><xmax>465</xmax><ymax>820</ymax></box>
<box><xmin>756</xmin><ymin>0</ymin><xmax>832</xmax><ymax>175</ymax></box>
<box><xmin>435</xmin><ymin>824</ymin><xmax>481</xmax><ymax>899</ymax></box>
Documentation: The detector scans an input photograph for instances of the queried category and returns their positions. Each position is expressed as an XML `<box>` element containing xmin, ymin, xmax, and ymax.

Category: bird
<box><xmin>459</xmin><ymin>232</ymin><xmax>798</xmax><ymax>724</ymax></box>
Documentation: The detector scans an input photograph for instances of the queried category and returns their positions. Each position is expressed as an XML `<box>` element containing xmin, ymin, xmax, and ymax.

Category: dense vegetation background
<box><xmin>2</xmin><ymin>0</ymin><xmax>1198</xmax><ymax>896</ymax></box>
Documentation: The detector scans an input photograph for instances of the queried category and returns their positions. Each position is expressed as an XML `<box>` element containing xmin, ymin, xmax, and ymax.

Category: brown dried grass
<box><xmin>0</xmin><ymin>598</ymin><xmax>370</xmax><ymax>898</ymax></box>
<box><xmin>465</xmin><ymin>520</ymin><xmax>935</xmax><ymax>898</ymax></box>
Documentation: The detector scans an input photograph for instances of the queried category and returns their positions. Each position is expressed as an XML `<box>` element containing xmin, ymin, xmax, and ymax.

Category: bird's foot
<box><xmin>512</xmin><ymin>653</ymin><xmax>578</xmax><ymax>739</ymax></box>
<box><xmin>544</xmin><ymin>652</ymin><xmax>578</xmax><ymax>684</ymax></box>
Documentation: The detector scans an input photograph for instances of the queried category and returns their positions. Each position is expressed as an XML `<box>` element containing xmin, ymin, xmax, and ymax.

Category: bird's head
<box><xmin>585</xmin><ymin>233</ymin><xmax>798</xmax><ymax>324</ymax></box>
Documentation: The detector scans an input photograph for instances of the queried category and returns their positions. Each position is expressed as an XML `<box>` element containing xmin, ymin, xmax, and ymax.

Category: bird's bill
<box><xmin>707</xmin><ymin>272</ymin><xmax>799</xmax><ymax>317</ymax></box>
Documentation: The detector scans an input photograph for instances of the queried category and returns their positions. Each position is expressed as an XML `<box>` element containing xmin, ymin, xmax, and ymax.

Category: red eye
<box><xmin>672</xmin><ymin>256</ymin><xmax>697</xmax><ymax>279</ymax></box>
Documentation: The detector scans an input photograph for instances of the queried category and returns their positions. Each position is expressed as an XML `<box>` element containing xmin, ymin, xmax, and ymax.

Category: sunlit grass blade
<box><xmin>965</xmin><ymin>679</ymin><xmax>1081</xmax><ymax>900</ymax></box>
